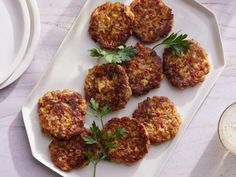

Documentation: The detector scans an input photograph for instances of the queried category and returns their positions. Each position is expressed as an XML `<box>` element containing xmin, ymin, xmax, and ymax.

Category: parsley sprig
<box><xmin>82</xmin><ymin>122</ymin><xmax>105</xmax><ymax>177</ymax></box>
<box><xmin>152</xmin><ymin>32</ymin><xmax>189</xmax><ymax>56</ymax></box>
<box><xmin>84</xmin><ymin>98</ymin><xmax>126</xmax><ymax>177</ymax></box>
<box><xmin>89</xmin><ymin>45</ymin><xmax>138</xmax><ymax>63</ymax></box>
<box><xmin>82</xmin><ymin>121</ymin><xmax>126</xmax><ymax>177</ymax></box>
<box><xmin>90</xmin><ymin>98</ymin><xmax>109</xmax><ymax>128</ymax></box>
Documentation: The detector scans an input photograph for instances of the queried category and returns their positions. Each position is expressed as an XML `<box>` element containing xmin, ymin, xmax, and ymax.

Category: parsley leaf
<box><xmin>89</xmin><ymin>45</ymin><xmax>138</xmax><ymax>64</ymax></box>
<box><xmin>116</xmin><ymin>45</ymin><xmax>139</xmax><ymax>61</ymax></box>
<box><xmin>82</xmin><ymin>136</ymin><xmax>98</xmax><ymax>145</ymax></box>
<box><xmin>100</xmin><ymin>105</ymin><xmax>110</xmax><ymax>117</ymax></box>
<box><xmin>90</xmin><ymin>121</ymin><xmax>101</xmax><ymax>140</ymax></box>
<box><xmin>105</xmin><ymin>142</ymin><xmax>120</xmax><ymax>149</ymax></box>
<box><xmin>82</xmin><ymin>121</ymin><xmax>101</xmax><ymax>145</ymax></box>
<box><xmin>90</xmin><ymin>48</ymin><xmax>106</xmax><ymax>57</ymax></box>
<box><xmin>90</xmin><ymin>98</ymin><xmax>99</xmax><ymax>112</ymax></box>
<box><xmin>103</xmin><ymin>128</ymin><xmax>126</xmax><ymax>140</ymax></box>
<box><xmin>98</xmin><ymin>148</ymin><xmax>108</xmax><ymax>160</ymax></box>
<box><xmin>152</xmin><ymin>32</ymin><xmax>189</xmax><ymax>56</ymax></box>
<box><xmin>102</xmin><ymin>128</ymin><xmax>126</xmax><ymax>152</ymax></box>
<box><xmin>86</xmin><ymin>151</ymin><xmax>95</xmax><ymax>162</ymax></box>
<box><xmin>89</xmin><ymin>98</ymin><xmax>110</xmax><ymax>128</ymax></box>
<box><xmin>114</xmin><ymin>128</ymin><xmax>126</xmax><ymax>138</ymax></box>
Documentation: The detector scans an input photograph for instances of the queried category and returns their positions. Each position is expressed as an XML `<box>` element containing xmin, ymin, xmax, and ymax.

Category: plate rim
<box><xmin>156</xmin><ymin>0</ymin><xmax>226</xmax><ymax>175</ymax></box>
<box><xmin>0</xmin><ymin>0</ymin><xmax>31</xmax><ymax>84</ymax></box>
<box><xmin>22</xmin><ymin>1</ymin><xmax>91</xmax><ymax>176</ymax></box>
<box><xmin>22</xmin><ymin>0</ymin><xmax>226</xmax><ymax>176</ymax></box>
<box><xmin>0</xmin><ymin>0</ymin><xmax>41</xmax><ymax>89</ymax></box>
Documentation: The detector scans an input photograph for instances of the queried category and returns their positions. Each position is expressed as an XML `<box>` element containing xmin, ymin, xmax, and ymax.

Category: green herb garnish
<box><xmin>82</xmin><ymin>121</ymin><xmax>103</xmax><ymax>177</ymax></box>
<box><xmin>83</xmin><ymin>122</ymin><xmax>101</xmax><ymax>145</ymax></box>
<box><xmin>82</xmin><ymin>121</ymin><xmax>126</xmax><ymax>177</ymax></box>
<box><xmin>90</xmin><ymin>98</ymin><xmax>110</xmax><ymax>128</ymax></box>
<box><xmin>152</xmin><ymin>32</ymin><xmax>189</xmax><ymax>56</ymax></box>
<box><xmin>103</xmin><ymin>128</ymin><xmax>126</xmax><ymax>149</ymax></box>
<box><xmin>89</xmin><ymin>45</ymin><xmax>138</xmax><ymax>63</ymax></box>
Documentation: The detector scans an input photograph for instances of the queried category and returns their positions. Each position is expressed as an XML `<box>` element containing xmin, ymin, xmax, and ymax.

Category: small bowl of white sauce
<box><xmin>218</xmin><ymin>102</ymin><xmax>236</xmax><ymax>155</ymax></box>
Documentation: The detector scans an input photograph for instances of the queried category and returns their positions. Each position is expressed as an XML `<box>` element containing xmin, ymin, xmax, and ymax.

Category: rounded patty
<box><xmin>84</xmin><ymin>64</ymin><xmax>132</xmax><ymax>111</ymax></box>
<box><xmin>130</xmin><ymin>0</ymin><xmax>173</xmax><ymax>43</ymax></box>
<box><xmin>163</xmin><ymin>39</ymin><xmax>210</xmax><ymax>89</ymax></box>
<box><xmin>122</xmin><ymin>43</ymin><xmax>163</xmax><ymax>95</ymax></box>
<box><xmin>133</xmin><ymin>96</ymin><xmax>181</xmax><ymax>144</ymax></box>
<box><xmin>38</xmin><ymin>90</ymin><xmax>86</xmax><ymax>140</ymax></box>
<box><xmin>89</xmin><ymin>2</ymin><xmax>134</xmax><ymax>49</ymax></box>
<box><xmin>102</xmin><ymin>117</ymin><xmax>149</xmax><ymax>164</ymax></box>
<box><xmin>49</xmin><ymin>129</ymin><xmax>96</xmax><ymax>171</ymax></box>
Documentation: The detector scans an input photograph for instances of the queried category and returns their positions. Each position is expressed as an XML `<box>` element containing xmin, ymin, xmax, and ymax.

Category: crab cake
<box><xmin>84</xmin><ymin>64</ymin><xmax>132</xmax><ymax>111</ymax></box>
<box><xmin>49</xmin><ymin>129</ymin><xmax>96</xmax><ymax>171</ymax></box>
<box><xmin>130</xmin><ymin>0</ymin><xmax>173</xmax><ymax>43</ymax></box>
<box><xmin>163</xmin><ymin>39</ymin><xmax>210</xmax><ymax>89</ymax></box>
<box><xmin>102</xmin><ymin>117</ymin><xmax>149</xmax><ymax>164</ymax></box>
<box><xmin>133</xmin><ymin>96</ymin><xmax>181</xmax><ymax>144</ymax></box>
<box><xmin>38</xmin><ymin>90</ymin><xmax>86</xmax><ymax>140</ymax></box>
<box><xmin>122</xmin><ymin>43</ymin><xmax>163</xmax><ymax>95</ymax></box>
<box><xmin>89</xmin><ymin>2</ymin><xmax>134</xmax><ymax>49</ymax></box>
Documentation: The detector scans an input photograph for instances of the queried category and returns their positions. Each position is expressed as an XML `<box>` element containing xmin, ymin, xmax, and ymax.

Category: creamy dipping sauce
<box><xmin>219</xmin><ymin>103</ymin><xmax>236</xmax><ymax>155</ymax></box>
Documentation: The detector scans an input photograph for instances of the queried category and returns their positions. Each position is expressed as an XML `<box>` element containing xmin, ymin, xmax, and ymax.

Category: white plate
<box><xmin>0</xmin><ymin>0</ymin><xmax>30</xmax><ymax>84</ymax></box>
<box><xmin>22</xmin><ymin>0</ymin><xmax>225</xmax><ymax>177</ymax></box>
<box><xmin>0</xmin><ymin>0</ymin><xmax>40</xmax><ymax>89</ymax></box>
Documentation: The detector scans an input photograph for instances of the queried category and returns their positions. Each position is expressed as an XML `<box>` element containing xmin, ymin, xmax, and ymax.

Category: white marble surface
<box><xmin>0</xmin><ymin>0</ymin><xmax>236</xmax><ymax>177</ymax></box>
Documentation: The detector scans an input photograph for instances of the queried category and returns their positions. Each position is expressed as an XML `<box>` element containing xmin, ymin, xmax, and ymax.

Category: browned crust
<box><xmin>84</xmin><ymin>64</ymin><xmax>132</xmax><ymax>111</ymax></box>
<box><xmin>89</xmin><ymin>2</ymin><xmax>134</xmax><ymax>49</ymax></box>
<box><xmin>130</xmin><ymin>0</ymin><xmax>173</xmax><ymax>43</ymax></box>
<box><xmin>49</xmin><ymin>129</ymin><xmax>96</xmax><ymax>171</ymax></box>
<box><xmin>102</xmin><ymin>117</ymin><xmax>149</xmax><ymax>164</ymax></box>
<box><xmin>163</xmin><ymin>39</ymin><xmax>210</xmax><ymax>89</ymax></box>
<box><xmin>38</xmin><ymin>90</ymin><xmax>86</xmax><ymax>140</ymax></box>
<box><xmin>122</xmin><ymin>43</ymin><xmax>163</xmax><ymax>95</ymax></box>
<box><xmin>133</xmin><ymin>96</ymin><xmax>181</xmax><ymax>144</ymax></box>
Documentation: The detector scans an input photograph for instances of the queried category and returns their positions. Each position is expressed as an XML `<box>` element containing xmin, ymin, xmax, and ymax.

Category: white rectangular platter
<box><xmin>22</xmin><ymin>0</ymin><xmax>225</xmax><ymax>177</ymax></box>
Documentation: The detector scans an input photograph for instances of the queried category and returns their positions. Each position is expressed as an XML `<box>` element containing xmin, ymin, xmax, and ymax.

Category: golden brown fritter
<box><xmin>102</xmin><ymin>117</ymin><xmax>149</xmax><ymax>164</ymax></box>
<box><xmin>130</xmin><ymin>0</ymin><xmax>173</xmax><ymax>43</ymax></box>
<box><xmin>38</xmin><ymin>90</ymin><xmax>86</xmax><ymax>140</ymax></box>
<box><xmin>49</xmin><ymin>129</ymin><xmax>96</xmax><ymax>171</ymax></box>
<box><xmin>122</xmin><ymin>43</ymin><xmax>163</xmax><ymax>95</ymax></box>
<box><xmin>84</xmin><ymin>64</ymin><xmax>132</xmax><ymax>112</ymax></box>
<box><xmin>89</xmin><ymin>2</ymin><xmax>134</xmax><ymax>49</ymax></box>
<box><xmin>163</xmin><ymin>39</ymin><xmax>210</xmax><ymax>89</ymax></box>
<box><xmin>133</xmin><ymin>96</ymin><xmax>181</xmax><ymax>144</ymax></box>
